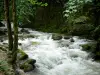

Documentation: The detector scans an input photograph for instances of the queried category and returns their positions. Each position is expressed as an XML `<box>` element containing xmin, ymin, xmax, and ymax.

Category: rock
<box><xmin>0</xmin><ymin>22</ymin><xmax>5</xmax><ymax>27</ymax></box>
<box><xmin>70</xmin><ymin>38</ymin><xmax>74</xmax><ymax>42</ymax></box>
<box><xmin>0</xmin><ymin>40</ymin><xmax>3</xmax><ymax>42</ymax></box>
<box><xmin>20</xmin><ymin>28</ymin><xmax>29</xmax><ymax>34</ymax></box>
<box><xmin>17</xmin><ymin>49</ymin><xmax>28</xmax><ymax>60</ymax></box>
<box><xmin>20</xmin><ymin>63</ymin><xmax>34</xmax><ymax>72</ymax></box>
<box><xmin>27</xmin><ymin>35</ymin><xmax>35</xmax><ymax>38</ymax></box>
<box><xmin>52</xmin><ymin>34</ymin><xmax>62</xmax><ymax>40</ymax></box>
<box><xmin>0</xmin><ymin>31</ymin><xmax>5</xmax><ymax>35</ymax></box>
<box><xmin>15</xmin><ymin>69</ymin><xmax>25</xmax><ymax>75</ymax></box>
<box><xmin>32</xmin><ymin>42</ymin><xmax>40</xmax><ymax>45</ymax></box>
<box><xmin>92</xmin><ymin>25</ymin><xmax>100</xmax><ymax>40</ymax></box>
<box><xmin>95</xmin><ymin>52</ymin><xmax>100</xmax><ymax>60</ymax></box>
<box><xmin>18</xmin><ymin>43</ymin><xmax>22</xmax><ymax>46</ymax></box>
<box><xmin>64</xmin><ymin>36</ymin><xmax>72</xmax><ymax>39</ymax></box>
<box><xmin>26</xmin><ymin>59</ymin><xmax>36</xmax><ymax>65</ymax></box>
<box><xmin>81</xmin><ymin>43</ymin><xmax>96</xmax><ymax>52</ymax></box>
<box><xmin>70</xmin><ymin>24</ymin><xmax>94</xmax><ymax>36</ymax></box>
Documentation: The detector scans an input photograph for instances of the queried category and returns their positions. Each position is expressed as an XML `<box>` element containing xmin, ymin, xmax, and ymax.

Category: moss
<box><xmin>96</xmin><ymin>52</ymin><xmax>100</xmax><ymax>56</ymax></box>
<box><xmin>25</xmin><ymin>59</ymin><xmax>36</xmax><ymax>65</ymax></box>
<box><xmin>52</xmin><ymin>34</ymin><xmax>62</xmax><ymax>40</ymax></box>
<box><xmin>81</xmin><ymin>43</ymin><xmax>96</xmax><ymax>52</ymax></box>
<box><xmin>32</xmin><ymin>42</ymin><xmax>40</xmax><ymax>45</ymax></box>
<box><xmin>18</xmin><ymin>49</ymin><xmax>28</xmax><ymax>60</ymax></box>
<box><xmin>20</xmin><ymin>63</ymin><xmax>33</xmax><ymax>72</ymax></box>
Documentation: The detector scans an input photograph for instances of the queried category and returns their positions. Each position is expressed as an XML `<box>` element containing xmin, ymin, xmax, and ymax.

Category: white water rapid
<box><xmin>18</xmin><ymin>29</ymin><xmax>100</xmax><ymax>75</ymax></box>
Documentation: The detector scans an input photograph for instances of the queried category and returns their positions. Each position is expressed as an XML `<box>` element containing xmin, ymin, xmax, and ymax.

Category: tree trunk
<box><xmin>4</xmin><ymin>0</ymin><xmax>13</xmax><ymax>51</ymax></box>
<box><xmin>12</xmin><ymin>0</ymin><xmax>18</xmax><ymax>73</ymax></box>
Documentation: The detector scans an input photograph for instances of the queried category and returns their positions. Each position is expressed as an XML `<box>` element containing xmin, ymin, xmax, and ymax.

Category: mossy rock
<box><xmin>20</xmin><ymin>63</ymin><xmax>34</xmax><ymax>72</ymax></box>
<box><xmin>52</xmin><ymin>34</ymin><xmax>62</xmax><ymax>40</ymax></box>
<box><xmin>92</xmin><ymin>26</ymin><xmax>100</xmax><ymax>40</ymax></box>
<box><xmin>64</xmin><ymin>36</ymin><xmax>72</xmax><ymax>39</ymax></box>
<box><xmin>27</xmin><ymin>35</ymin><xmax>35</xmax><ymax>38</ymax></box>
<box><xmin>32</xmin><ymin>42</ymin><xmax>40</xmax><ymax>45</ymax></box>
<box><xmin>70</xmin><ymin>24</ymin><xmax>94</xmax><ymax>36</ymax></box>
<box><xmin>26</xmin><ymin>59</ymin><xmax>36</xmax><ymax>65</ymax></box>
<box><xmin>19</xmin><ymin>59</ymin><xmax>36</xmax><ymax>72</ymax></box>
<box><xmin>96</xmin><ymin>52</ymin><xmax>100</xmax><ymax>56</ymax></box>
<box><xmin>81</xmin><ymin>43</ymin><xmax>96</xmax><ymax>52</ymax></box>
<box><xmin>94</xmin><ymin>51</ymin><xmax>100</xmax><ymax>60</ymax></box>
<box><xmin>18</xmin><ymin>49</ymin><xmax>28</xmax><ymax>60</ymax></box>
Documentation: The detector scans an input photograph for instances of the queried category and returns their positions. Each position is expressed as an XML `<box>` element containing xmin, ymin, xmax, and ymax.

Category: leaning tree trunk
<box><xmin>12</xmin><ymin>0</ymin><xmax>18</xmax><ymax>72</ymax></box>
<box><xmin>4</xmin><ymin>0</ymin><xmax>13</xmax><ymax>51</ymax></box>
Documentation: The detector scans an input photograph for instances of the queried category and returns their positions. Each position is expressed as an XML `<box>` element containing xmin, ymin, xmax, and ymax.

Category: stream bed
<box><xmin>1</xmin><ymin>29</ymin><xmax>100</xmax><ymax>75</ymax></box>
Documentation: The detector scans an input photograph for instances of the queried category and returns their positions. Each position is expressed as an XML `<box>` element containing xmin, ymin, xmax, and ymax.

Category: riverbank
<box><xmin>0</xmin><ymin>48</ymin><xmax>14</xmax><ymax>75</ymax></box>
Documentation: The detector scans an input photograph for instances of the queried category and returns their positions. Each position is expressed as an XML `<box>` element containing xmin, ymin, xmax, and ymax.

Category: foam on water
<box><xmin>18</xmin><ymin>30</ymin><xmax>100</xmax><ymax>75</ymax></box>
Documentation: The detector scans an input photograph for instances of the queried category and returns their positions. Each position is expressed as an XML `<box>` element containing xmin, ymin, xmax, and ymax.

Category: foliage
<box><xmin>64</xmin><ymin>0</ymin><xmax>92</xmax><ymax>17</ymax></box>
<box><xmin>81</xmin><ymin>43</ymin><xmax>96</xmax><ymax>52</ymax></box>
<box><xmin>16</xmin><ymin>0</ymin><xmax>36</xmax><ymax>24</ymax></box>
<box><xmin>0</xmin><ymin>0</ymin><xmax>4</xmax><ymax>20</ymax></box>
<box><xmin>0</xmin><ymin>60</ymin><xmax>9</xmax><ymax>72</ymax></box>
<box><xmin>28</xmin><ymin>0</ymin><xmax>48</xmax><ymax>6</ymax></box>
<box><xmin>17</xmin><ymin>0</ymin><xmax>48</xmax><ymax>25</ymax></box>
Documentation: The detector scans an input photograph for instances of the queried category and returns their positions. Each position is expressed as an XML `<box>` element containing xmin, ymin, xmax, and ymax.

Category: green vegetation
<box><xmin>18</xmin><ymin>49</ymin><xmax>28</xmax><ymax>60</ymax></box>
<box><xmin>81</xmin><ymin>43</ymin><xmax>96</xmax><ymax>52</ymax></box>
<box><xmin>32</xmin><ymin>41</ymin><xmax>40</xmax><ymax>45</ymax></box>
<box><xmin>0</xmin><ymin>0</ymin><xmax>100</xmax><ymax>74</ymax></box>
<box><xmin>0</xmin><ymin>60</ymin><xmax>9</xmax><ymax>73</ymax></box>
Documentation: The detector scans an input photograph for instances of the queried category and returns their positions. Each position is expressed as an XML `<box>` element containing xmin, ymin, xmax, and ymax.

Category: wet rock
<box><xmin>52</xmin><ymin>34</ymin><xmax>62</xmax><ymax>40</ymax></box>
<box><xmin>20</xmin><ymin>63</ymin><xmax>34</xmax><ymax>72</ymax></box>
<box><xmin>17</xmin><ymin>49</ymin><xmax>28</xmax><ymax>60</ymax></box>
<box><xmin>64</xmin><ymin>36</ymin><xmax>72</xmax><ymax>39</ymax></box>
<box><xmin>20</xmin><ymin>28</ymin><xmax>29</xmax><ymax>34</ymax></box>
<box><xmin>70</xmin><ymin>38</ymin><xmax>74</xmax><ymax>42</ymax></box>
<box><xmin>32</xmin><ymin>42</ymin><xmax>40</xmax><ymax>45</ymax></box>
<box><xmin>81</xmin><ymin>43</ymin><xmax>96</xmax><ymax>52</ymax></box>
<box><xmin>0</xmin><ymin>22</ymin><xmax>5</xmax><ymax>27</ymax></box>
<box><xmin>15</xmin><ymin>69</ymin><xmax>25</xmax><ymax>75</ymax></box>
<box><xmin>19</xmin><ymin>59</ymin><xmax>36</xmax><ymax>72</ymax></box>
<box><xmin>18</xmin><ymin>43</ymin><xmax>22</xmax><ymax>46</ymax></box>
<box><xmin>18</xmin><ymin>49</ymin><xmax>36</xmax><ymax>72</ymax></box>
<box><xmin>0</xmin><ymin>40</ymin><xmax>3</xmax><ymax>42</ymax></box>
<box><xmin>26</xmin><ymin>59</ymin><xmax>36</xmax><ymax>65</ymax></box>
<box><xmin>0</xmin><ymin>31</ymin><xmax>5</xmax><ymax>35</ymax></box>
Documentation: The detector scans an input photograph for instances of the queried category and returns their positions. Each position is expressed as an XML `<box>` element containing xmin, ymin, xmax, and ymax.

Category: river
<box><xmin>1</xmin><ymin>28</ymin><xmax>100</xmax><ymax>75</ymax></box>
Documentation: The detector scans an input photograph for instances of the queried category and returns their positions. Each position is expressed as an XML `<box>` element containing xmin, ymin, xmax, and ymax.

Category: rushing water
<box><xmin>2</xmin><ymin>29</ymin><xmax>100</xmax><ymax>75</ymax></box>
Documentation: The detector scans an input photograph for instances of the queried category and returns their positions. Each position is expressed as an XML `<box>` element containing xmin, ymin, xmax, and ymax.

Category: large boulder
<box><xmin>18</xmin><ymin>49</ymin><xmax>36</xmax><ymax>72</ymax></box>
<box><xmin>70</xmin><ymin>24</ymin><xmax>94</xmax><ymax>36</ymax></box>
<box><xmin>17</xmin><ymin>49</ymin><xmax>28</xmax><ymax>60</ymax></box>
<box><xmin>20</xmin><ymin>63</ymin><xmax>34</xmax><ymax>72</ymax></box>
<box><xmin>52</xmin><ymin>34</ymin><xmax>62</xmax><ymax>40</ymax></box>
<box><xmin>19</xmin><ymin>59</ymin><xmax>36</xmax><ymax>72</ymax></box>
<box><xmin>81</xmin><ymin>43</ymin><xmax>96</xmax><ymax>52</ymax></box>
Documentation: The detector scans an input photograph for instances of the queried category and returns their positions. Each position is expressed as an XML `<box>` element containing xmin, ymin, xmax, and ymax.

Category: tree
<box><xmin>12</xmin><ymin>0</ymin><xmax>18</xmax><ymax>72</ymax></box>
<box><xmin>4</xmin><ymin>0</ymin><xmax>18</xmax><ymax>74</ymax></box>
<box><xmin>4</xmin><ymin>0</ymin><xmax>13</xmax><ymax>51</ymax></box>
